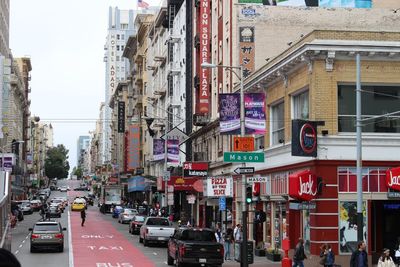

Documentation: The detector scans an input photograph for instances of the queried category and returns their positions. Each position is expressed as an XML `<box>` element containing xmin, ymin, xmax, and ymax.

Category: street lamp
<box><xmin>201</xmin><ymin>62</ymin><xmax>248</xmax><ymax>267</ymax></box>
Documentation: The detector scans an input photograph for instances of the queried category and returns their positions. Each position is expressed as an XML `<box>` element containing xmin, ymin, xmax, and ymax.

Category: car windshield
<box><xmin>33</xmin><ymin>224</ymin><xmax>60</xmax><ymax>232</ymax></box>
<box><xmin>146</xmin><ymin>218</ymin><xmax>170</xmax><ymax>226</ymax></box>
<box><xmin>134</xmin><ymin>216</ymin><xmax>145</xmax><ymax>222</ymax></box>
<box><xmin>124</xmin><ymin>209</ymin><xmax>136</xmax><ymax>214</ymax></box>
<box><xmin>74</xmin><ymin>200</ymin><xmax>85</xmax><ymax>204</ymax></box>
<box><xmin>180</xmin><ymin>230</ymin><xmax>216</xmax><ymax>242</ymax></box>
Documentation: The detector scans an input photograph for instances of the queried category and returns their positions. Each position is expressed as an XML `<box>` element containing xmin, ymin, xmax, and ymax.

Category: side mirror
<box><xmin>62</xmin><ymin>227</ymin><xmax>67</xmax><ymax>231</ymax></box>
<box><xmin>28</xmin><ymin>228</ymin><xmax>33</xmax><ymax>231</ymax></box>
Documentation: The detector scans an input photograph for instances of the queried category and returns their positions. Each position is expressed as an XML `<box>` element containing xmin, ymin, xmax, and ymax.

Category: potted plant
<box><xmin>254</xmin><ymin>245</ymin><xmax>266</xmax><ymax>257</ymax></box>
<box><xmin>266</xmin><ymin>247</ymin><xmax>282</xmax><ymax>262</ymax></box>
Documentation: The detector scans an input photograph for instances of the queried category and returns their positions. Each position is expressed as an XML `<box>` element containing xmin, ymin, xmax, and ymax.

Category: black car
<box><xmin>29</xmin><ymin>221</ymin><xmax>66</xmax><ymax>252</ymax></box>
<box><xmin>48</xmin><ymin>206</ymin><xmax>62</xmax><ymax>218</ymax></box>
<box><xmin>129</xmin><ymin>215</ymin><xmax>146</xmax><ymax>234</ymax></box>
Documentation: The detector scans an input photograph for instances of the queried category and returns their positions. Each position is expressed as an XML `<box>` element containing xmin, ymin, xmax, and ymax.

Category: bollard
<box><xmin>281</xmin><ymin>238</ymin><xmax>292</xmax><ymax>267</ymax></box>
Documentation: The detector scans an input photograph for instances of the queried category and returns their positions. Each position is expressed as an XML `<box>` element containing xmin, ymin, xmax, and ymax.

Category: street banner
<box><xmin>127</xmin><ymin>124</ymin><xmax>140</xmax><ymax>170</ymax></box>
<box><xmin>245</xmin><ymin>93</ymin><xmax>266</xmax><ymax>135</ymax></box>
<box><xmin>167</xmin><ymin>139</ymin><xmax>179</xmax><ymax>165</ymax></box>
<box><xmin>206</xmin><ymin>177</ymin><xmax>233</xmax><ymax>197</ymax></box>
<box><xmin>153</xmin><ymin>139</ymin><xmax>165</xmax><ymax>161</ymax></box>
<box><xmin>219</xmin><ymin>93</ymin><xmax>241</xmax><ymax>135</ymax></box>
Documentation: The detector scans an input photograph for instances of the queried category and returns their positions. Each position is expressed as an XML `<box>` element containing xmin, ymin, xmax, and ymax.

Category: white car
<box><xmin>59</xmin><ymin>186</ymin><xmax>68</xmax><ymax>192</ymax></box>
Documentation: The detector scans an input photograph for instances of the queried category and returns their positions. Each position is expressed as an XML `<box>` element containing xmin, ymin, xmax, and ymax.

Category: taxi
<box><xmin>71</xmin><ymin>198</ymin><xmax>86</xmax><ymax>211</ymax></box>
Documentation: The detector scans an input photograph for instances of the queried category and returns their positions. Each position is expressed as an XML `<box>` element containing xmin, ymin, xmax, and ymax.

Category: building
<box><xmin>77</xmin><ymin>135</ymin><xmax>90</xmax><ymax>166</ymax></box>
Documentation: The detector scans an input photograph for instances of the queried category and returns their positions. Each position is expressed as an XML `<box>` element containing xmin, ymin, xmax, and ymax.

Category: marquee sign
<box><xmin>198</xmin><ymin>0</ymin><xmax>210</xmax><ymax>114</ymax></box>
<box><xmin>386</xmin><ymin>166</ymin><xmax>400</xmax><ymax>191</ymax></box>
<box><xmin>289</xmin><ymin>170</ymin><xmax>317</xmax><ymax>201</ymax></box>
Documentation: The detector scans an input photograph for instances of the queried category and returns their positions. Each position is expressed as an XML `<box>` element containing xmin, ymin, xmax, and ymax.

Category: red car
<box><xmin>129</xmin><ymin>215</ymin><xmax>146</xmax><ymax>235</ymax></box>
<box><xmin>30</xmin><ymin>200</ymin><xmax>43</xmax><ymax>212</ymax></box>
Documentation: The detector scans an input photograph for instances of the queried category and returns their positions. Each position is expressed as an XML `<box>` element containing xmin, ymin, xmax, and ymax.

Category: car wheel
<box><xmin>167</xmin><ymin>252</ymin><xmax>174</xmax><ymax>265</ymax></box>
<box><xmin>176</xmin><ymin>260</ymin><xmax>185</xmax><ymax>267</ymax></box>
<box><xmin>30</xmin><ymin>246</ymin><xmax>36</xmax><ymax>253</ymax></box>
<box><xmin>59</xmin><ymin>244</ymin><xmax>64</xmax><ymax>252</ymax></box>
<box><xmin>143</xmin><ymin>238</ymin><xmax>148</xmax><ymax>247</ymax></box>
<box><xmin>139</xmin><ymin>237</ymin><xmax>143</xmax><ymax>243</ymax></box>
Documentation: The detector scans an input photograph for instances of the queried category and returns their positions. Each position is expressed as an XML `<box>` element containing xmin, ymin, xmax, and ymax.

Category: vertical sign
<box><xmin>199</xmin><ymin>0</ymin><xmax>210</xmax><ymax>114</ymax></box>
<box><xmin>127</xmin><ymin>124</ymin><xmax>140</xmax><ymax>170</ymax></box>
<box><xmin>153</xmin><ymin>139</ymin><xmax>165</xmax><ymax>161</ymax></box>
<box><xmin>117</xmin><ymin>101</ymin><xmax>125</xmax><ymax>133</ymax></box>
<box><xmin>239</xmin><ymin>27</ymin><xmax>255</xmax><ymax>79</ymax></box>
<box><xmin>245</xmin><ymin>93</ymin><xmax>266</xmax><ymax>135</ymax></box>
<box><xmin>219</xmin><ymin>94</ymin><xmax>241</xmax><ymax>135</ymax></box>
<box><xmin>167</xmin><ymin>139</ymin><xmax>179</xmax><ymax>165</ymax></box>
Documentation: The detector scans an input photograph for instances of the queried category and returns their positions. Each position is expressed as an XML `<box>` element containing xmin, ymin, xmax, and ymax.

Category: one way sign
<box><xmin>234</xmin><ymin>167</ymin><xmax>255</xmax><ymax>175</ymax></box>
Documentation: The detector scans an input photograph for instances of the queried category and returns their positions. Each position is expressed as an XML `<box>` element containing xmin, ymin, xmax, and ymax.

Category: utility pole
<box><xmin>356</xmin><ymin>53</ymin><xmax>363</xmax><ymax>242</ymax></box>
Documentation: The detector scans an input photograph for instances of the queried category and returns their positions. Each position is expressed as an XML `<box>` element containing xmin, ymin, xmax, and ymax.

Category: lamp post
<box><xmin>201</xmin><ymin>62</ymin><xmax>248</xmax><ymax>267</ymax></box>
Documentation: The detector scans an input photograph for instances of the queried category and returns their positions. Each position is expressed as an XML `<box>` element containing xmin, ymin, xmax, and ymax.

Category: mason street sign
<box><xmin>223</xmin><ymin>152</ymin><xmax>264</xmax><ymax>163</ymax></box>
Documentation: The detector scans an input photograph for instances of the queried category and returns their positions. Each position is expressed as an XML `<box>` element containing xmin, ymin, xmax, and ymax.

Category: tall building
<box><xmin>0</xmin><ymin>0</ymin><xmax>10</xmax><ymax>144</ymax></box>
<box><xmin>77</xmin><ymin>135</ymin><xmax>90</xmax><ymax>166</ymax></box>
<box><xmin>103</xmin><ymin>7</ymin><xmax>136</xmax><ymax>165</ymax></box>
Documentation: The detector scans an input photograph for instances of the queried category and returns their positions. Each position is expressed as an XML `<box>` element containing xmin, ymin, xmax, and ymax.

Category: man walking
<box><xmin>81</xmin><ymin>209</ymin><xmax>86</xmax><ymax>227</ymax></box>
<box><xmin>350</xmin><ymin>241</ymin><xmax>368</xmax><ymax>267</ymax></box>
<box><xmin>293</xmin><ymin>238</ymin><xmax>307</xmax><ymax>267</ymax></box>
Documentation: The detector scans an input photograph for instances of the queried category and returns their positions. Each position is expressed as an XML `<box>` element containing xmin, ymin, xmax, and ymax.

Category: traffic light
<box><xmin>246</xmin><ymin>185</ymin><xmax>252</xmax><ymax>204</ymax></box>
<box><xmin>254</xmin><ymin>210</ymin><xmax>266</xmax><ymax>223</ymax></box>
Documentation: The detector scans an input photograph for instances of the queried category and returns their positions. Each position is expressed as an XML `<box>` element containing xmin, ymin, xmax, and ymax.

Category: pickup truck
<box><xmin>167</xmin><ymin>228</ymin><xmax>224</xmax><ymax>267</ymax></box>
<box><xmin>139</xmin><ymin>217</ymin><xmax>175</xmax><ymax>246</ymax></box>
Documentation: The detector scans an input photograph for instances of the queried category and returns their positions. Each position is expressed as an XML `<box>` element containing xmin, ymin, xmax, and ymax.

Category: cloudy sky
<box><xmin>10</xmin><ymin>0</ymin><xmax>160</xmax><ymax>171</ymax></box>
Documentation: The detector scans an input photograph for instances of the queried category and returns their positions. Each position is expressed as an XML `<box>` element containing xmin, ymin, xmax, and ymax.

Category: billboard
<box><xmin>238</xmin><ymin>0</ymin><xmax>372</xmax><ymax>8</ymax></box>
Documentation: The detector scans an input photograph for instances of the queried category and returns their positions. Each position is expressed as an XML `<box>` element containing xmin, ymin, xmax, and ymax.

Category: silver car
<box><xmin>29</xmin><ymin>221</ymin><xmax>66</xmax><ymax>252</ymax></box>
<box><xmin>118</xmin><ymin>208</ymin><xmax>138</xmax><ymax>224</ymax></box>
<box><xmin>19</xmin><ymin>202</ymin><xmax>33</xmax><ymax>215</ymax></box>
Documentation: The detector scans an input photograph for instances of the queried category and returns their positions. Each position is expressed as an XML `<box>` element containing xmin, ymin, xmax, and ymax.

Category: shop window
<box><xmin>271</xmin><ymin>101</ymin><xmax>284</xmax><ymax>145</ymax></box>
<box><xmin>338</xmin><ymin>85</ymin><xmax>400</xmax><ymax>133</ymax></box>
<box><xmin>292</xmin><ymin>90</ymin><xmax>309</xmax><ymax>120</ymax></box>
<box><xmin>338</xmin><ymin>167</ymin><xmax>388</xmax><ymax>193</ymax></box>
<box><xmin>303</xmin><ymin>210</ymin><xmax>310</xmax><ymax>254</ymax></box>
<box><xmin>339</xmin><ymin>201</ymin><xmax>367</xmax><ymax>254</ymax></box>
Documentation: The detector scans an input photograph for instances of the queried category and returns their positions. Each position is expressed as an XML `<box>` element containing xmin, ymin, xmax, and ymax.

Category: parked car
<box><xmin>129</xmin><ymin>215</ymin><xmax>146</xmax><ymax>234</ymax></box>
<box><xmin>167</xmin><ymin>228</ymin><xmax>224</xmax><ymax>267</ymax></box>
<box><xmin>29</xmin><ymin>221</ymin><xmax>66</xmax><ymax>252</ymax></box>
<box><xmin>11</xmin><ymin>202</ymin><xmax>24</xmax><ymax>221</ymax></box>
<box><xmin>71</xmin><ymin>198</ymin><xmax>86</xmax><ymax>211</ymax></box>
<box><xmin>139</xmin><ymin>217</ymin><xmax>176</xmax><ymax>246</ymax></box>
<box><xmin>19</xmin><ymin>202</ymin><xmax>33</xmax><ymax>215</ymax></box>
<box><xmin>118</xmin><ymin>208</ymin><xmax>138</xmax><ymax>224</ymax></box>
<box><xmin>59</xmin><ymin>186</ymin><xmax>68</xmax><ymax>192</ymax></box>
<box><xmin>112</xmin><ymin>206</ymin><xmax>124</xmax><ymax>218</ymax></box>
<box><xmin>30</xmin><ymin>200</ymin><xmax>43</xmax><ymax>211</ymax></box>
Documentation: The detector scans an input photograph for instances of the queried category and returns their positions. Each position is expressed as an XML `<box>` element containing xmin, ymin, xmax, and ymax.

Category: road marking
<box><xmin>25</xmin><ymin>235</ymin><xmax>29</xmax><ymax>239</ymax></box>
<box><xmin>153</xmin><ymin>252</ymin><xmax>157</xmax><ymax>256</ymax></box>
<box><xmin>164</xmin><ymin>262</ymin><xmax>167</xmax><ymax>265</ymax></box>
<box><xmin>68</xmin><ymin>210</ymin><xmax>74</xmax><ymax>267</ymax></box>
<box><xmin>19</xmin><ymin>244</ymin><xmax>22</xmax><ymax>248</ymax></box>
<box><xmin>15</xmin><ymin>250</ymin><xmax>19</xmax><ymax>255</ymax></box>
<box><xmin>22</xmin><ymin>240</ymin><xmax>25</xmax><ymax>243</ymax></box>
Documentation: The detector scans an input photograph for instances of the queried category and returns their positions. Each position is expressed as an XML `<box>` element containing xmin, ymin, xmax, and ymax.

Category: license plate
<box><xmin>199</xmin><ymin>259</ymin><xmax>206</xmax><ymax>263</ymax></box>
<box><xmin>158</xmin><ymin>237</ymin><xmax>165</xmax><ymax>240</ymax></box>
<box><xmin>41</xmin><ymin>235</ymin><xmax>52</xmax><ymax>239</ymax></box>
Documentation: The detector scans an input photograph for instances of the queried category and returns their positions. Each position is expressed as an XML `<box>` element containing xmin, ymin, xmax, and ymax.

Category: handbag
<box><xmin>319</xmin><ymin>254</ymin><xmax>327</xmax><ymax>265</ymax></box>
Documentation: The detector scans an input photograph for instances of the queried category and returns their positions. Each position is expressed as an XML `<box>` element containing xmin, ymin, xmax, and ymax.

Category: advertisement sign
<box><xmin>245</xmin><ymin>93</ymin><xmax>266</xmax><ymax>135</ymax></box>
<box><xmin>288</xmin><ymin>170</ymin><xmax>317</xmax><ymax>201</ymax></box>
<box><xmin>127</xmin><ymin>124</ymin><xmax>140</xmax><ymax>170</ymax></box>
<box><xmin>239</xmin><ymin>27</ymin><xmax>255</xmax><ymax>79</ymax></box>
<box><xmin>198</xmin><ymin>0</ymin><xmax>210</xmax><ymax>114</ymax></box>
<box><xmin>219</xmin><ymin>93</ymin><xmax>241</xmax><ymax>135</ymax></box>
<box><xmin>117</xmin><ymin>101</ymin><xmax>125</xmax><ymax>133</ymax></box>
<box><xmin>153</xmin><ymin>139</ymin><xmax>165</xmax><ymax>161</ymax></box>
<box><xmin>291</xmin><ymin>120</ymin><xmax>317</xmax><ymax>157</ymax></box>
<box><xmin>183</xmin><ymin>162</ymin><xmax>208</xmax><ymax>177</ymax></box>
<box><xmin>167</xmin><ymin>139</ymin><xmax>179</xmax><ymax>165</ymax></box>
<box><xmin>157</xmin><ymin>176</ymin><xmax>203</xmax><ymax>192</ymax></box>
<box><xmin>128</xmin><ymin>176</ymin><xmax>152</xmax><ymax>192</ymax></box>
<box><xmin>238</xmin><ymin>0</ymin><xmax>371</xmax><ymax>8</ymax></box>
<box><xmin>386</xmin><ymin>167</ymin><xmax>400</xmax><ymax>191</ymax></box>
<box><xmin>0</xmin><ymin>154</ymin><xmax>15</xmax><ymax>172</ymax></box>
<box><xmin>339</xmin><ymin>201</ymin><xmax>367</xmax><ymax>253</ymax></box>
<box><xmin>206</xmin><ymin>177</ymin><xmax>233</xmax><ymax>197</ymax></box>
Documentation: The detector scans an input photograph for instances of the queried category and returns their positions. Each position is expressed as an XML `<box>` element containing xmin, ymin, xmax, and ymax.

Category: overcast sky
<box><xmin>10</xmin><ymin>0</ymin><xmax>160</xmax><ymax>172</ymax></box>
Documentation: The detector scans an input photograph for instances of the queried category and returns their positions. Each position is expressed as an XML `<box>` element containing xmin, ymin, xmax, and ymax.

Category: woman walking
<box><xmin>378</xmin><ymin>248</ymin><xmax>396</xmax><ymax>267</ymax></box>
<box><xmin>223</xmin><ymin>228</ymin><xmax>234</xmax><ymax>260</ymax></box>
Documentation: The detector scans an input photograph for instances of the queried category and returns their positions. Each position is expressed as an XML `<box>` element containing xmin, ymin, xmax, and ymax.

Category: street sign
<box><xmin>161</xmin><ymin>127</ymin><xmax>189</xmax><ymax>144</ymax></box>
<box><xmin>223</xmin><ymin>152</ymin><xmax>264</xmax><ymax>163</ymax></box>
<box><xmin>219</xmin><ymin>197</ymin><xmax>226</xmax><ymax>211</ymax></box>
<box><xmin>187</xmin><ymin>194</ymin><xmax>196</xmax><ymax>204</ymax></box>
<box><xmin>234</xmin><ymin>167</ymin><xmax>255</xmax><ymax>175</ymax></box>
<box><xmin>247</xmin><ymin>176</ymin><xmax>267</xmax><ymax>183</ymax></box>
<box><xmin>233</xmin><ymin>137</ymin><xmax>254</xmax><ymax>152</ymax></box>
<box><xmin>163</xmin><ymin>171</ymin><xmax>171</xmax><ymax>181</ymax></box>
<box><xmin>167</xmin><ymin>193</ymin><xmax>174</xmax><ymax>205</ymax></box>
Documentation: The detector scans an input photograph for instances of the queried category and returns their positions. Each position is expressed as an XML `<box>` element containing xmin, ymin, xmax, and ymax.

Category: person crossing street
<box><xmin>81</xmin><ymin>209</ymin><xmax>86</xmax><ymax>226</ymax></box>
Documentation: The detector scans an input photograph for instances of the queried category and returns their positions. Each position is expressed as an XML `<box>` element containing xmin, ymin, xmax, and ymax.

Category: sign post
<box><xmin>234</xmin><ymin>167</ymin><xmax>255</xmax><ymax>175</ymax></box>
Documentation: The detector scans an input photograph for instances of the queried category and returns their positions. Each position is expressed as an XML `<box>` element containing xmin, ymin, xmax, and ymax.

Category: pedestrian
<box><xmin>292</xmin><ymin>238</ymin><xmax>307</xmax><ymax>267</ymax></box>
<box><xmin>378</xmin><ymin>248</ymin><xmax>395</xmax><ymax>267</ymax></box>
<box><xmin>324</xmin><ymin>244</ymin><xmax>335</xmax><ymax>267</ymax></box>
<box><xmin>0</xmin><ymin>248</ymin><xmax>21</xmax><ymax>267</ymax></box>
<box><xmin>395</xmin><ymin>244</ymin><xmax>400</xmax><ymax>266</ymax></box>
<box><xmin>224</xmin><ymin>228</ymin><xmax>234</xmax><ymax>260</ymax></box>
<box><xmin>320</xmin><ymin>244</ymin><xmax>328</xmax><ymax>266</ymax></box>
<box><xmin>215</xmin><ymin>223</ymin><xmax>223</xmax><ymax>244</ymax></box>
<box><xmin>350</xmin><ymin>241</ymin><xmax>368</xmax><ymax>267</ymax></box>
<box><xmin>81</xmin><ymin>209</ymin><xmax>86</xmax><ymax>226</ymax></box>
<box><xmin>234</xmin><ymin>224</ymin><xmax>242</xmax><ymax>242</ymax></box>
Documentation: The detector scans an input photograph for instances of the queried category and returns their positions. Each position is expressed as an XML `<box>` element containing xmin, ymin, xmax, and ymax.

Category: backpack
<box><xmin>326</xmin><ymin>251</ymin><xmax>335</xmax><ymax>265</ymax></box>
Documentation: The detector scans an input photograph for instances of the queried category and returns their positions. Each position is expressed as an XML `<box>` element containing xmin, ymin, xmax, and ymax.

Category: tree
<box><xmin>44</xmin><ymin>144</ymin><xmax>70</xmax><ymax>179</ymax></box>
<box><xmin>73</xmin><ymin>166</ymin><xmax>83</xmax><ymax>179</ymax></box>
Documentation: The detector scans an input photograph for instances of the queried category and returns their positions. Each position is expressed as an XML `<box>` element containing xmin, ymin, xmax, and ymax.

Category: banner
<box><xmin>219</xmin><ymin>94</ymin><xmax>241</xmax><ymax>135</ymax></box>
<box><xmin>127</xmin><ymin>124</ymin><xmax>140</xmax><ymax>170</ymax></box>
<box><xmin>291</xmin><ymin>120</ymin><xmax>317</xmax><ymax>157</ymax></box>
<box><xmin>239</xmin><ymin>27</ymin><xmax>255</xmax><ymax>79</ymax></box>
<box><xmin>153</xmin><ymin>139</ymin><xmax>165</xmax><ymax>161</ymax></box>
<box><xmin>167</xmin><ymin>139</ymin><xmax>179</xmax><ymax>165</ymax></box>
<box><xmin>245</xmin><ymin>93</ymin><xmax>266</xmax><ymax>135</ymax></box>
<box><xmin>117</xmin><ymin>101</ymin><xmax>125</xmax><ymax>133</ymax></box>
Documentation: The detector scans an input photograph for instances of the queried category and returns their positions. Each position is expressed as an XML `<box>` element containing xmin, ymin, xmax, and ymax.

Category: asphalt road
<box><xmin>12</xmin><ymin>179</ymin><xmax>72</xmax><ymax>267</ymax></box>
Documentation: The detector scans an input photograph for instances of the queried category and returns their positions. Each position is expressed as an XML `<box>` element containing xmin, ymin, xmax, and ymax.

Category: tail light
<box><xmin>31</xmin><ymin>234</ymin><xmax>40</xmax><ymax>239</ymax></box>
<box><xmin>145</xmin><ymin>229</ymin><xmax>149</xmax><ymax>234</ymax></box>
<box><xmin>179</xmin><ymin>245</ymin><xmax>186</xmax><ymax>256</ymax></box>
<box><xmin>55</xmin><ymin>233</ymin><xmax>64</xmax><ymax>239</ymax></box>
<box><xmin>219</xmin><ymin>245</ymin><xmax>224</xmax><ymax>258</ymax></box>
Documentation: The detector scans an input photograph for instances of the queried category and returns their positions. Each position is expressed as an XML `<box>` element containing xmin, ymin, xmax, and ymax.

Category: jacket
<box><xmin>378</xmin><ymin>256</ymin><xmax>395</xmax><ymax>267</ymax></box>
<box><xmin>293</xmin><ymin>243</ymin><xmax>306</xmax><ymax>261</ymax></box>
<box><xmin>350</xmin><ymin>249</ymin><xmax>368</xmax><ymax>267</ymax></box>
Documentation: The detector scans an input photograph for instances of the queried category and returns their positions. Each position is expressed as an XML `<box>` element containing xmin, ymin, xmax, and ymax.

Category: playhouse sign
<box><xmin>289</xmin><ymin>170</ymin><xmax>317</xmax><ymax>201</ymax></box>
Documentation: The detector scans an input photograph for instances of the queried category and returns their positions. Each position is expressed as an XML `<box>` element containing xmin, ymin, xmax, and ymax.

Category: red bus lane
<box><xmin>68</xmin><ymin>190</ymin><xmax>155</xmax><ymax>267</ymax></box>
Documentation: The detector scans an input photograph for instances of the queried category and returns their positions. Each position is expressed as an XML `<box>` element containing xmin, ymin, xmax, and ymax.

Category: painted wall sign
<box><xmin>239</xmin><ymin>27</ymin><xmax>255</xmax><ymax>78</ymax></box>
<box><xmin>206</xmin><ymin>177</ymin><xmax>233</xmax><ymax>197</ymax></box>
<box><xmin>289</xmin><ymin>170</ymin><xmax>317</xmax><ymax>201</ymax></box>
<box><xmin>291</xmin><ymin>120</ymin><xmax>317</xmax><ymax>157</ymax></box>
<box><xmin>386</xmin><ymin>166</ymin><xmax>400</xmax><ymax>191</ymax></box>
<box><xmin>127</xmin><ymin>124</ymin><xmax>140</xmax><ymax>170</ymax></box>
<box><xmin>199</xmin><ymin>0</ymin><xmax>210</xmax><ymax>114</ymax></box>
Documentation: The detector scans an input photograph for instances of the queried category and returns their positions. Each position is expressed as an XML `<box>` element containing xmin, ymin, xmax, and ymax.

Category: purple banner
<box><xmin>167</xmin><ymin>139</ymin><xmax>179</xmax><ymax>165</ymax></box>
<box><xmin>153</xmin><ymin>139</ymin><xmax>165</xmax><ymax>161</ymax></box>
<box><xmin>245</xmin><ymin>93</ymin><xmax>266</xmax><ymax>135</ymax></box>
<box><xmin>219</xmin><ymin>93</ymin><xmax>241</xmax><ymax>135</ymax></box>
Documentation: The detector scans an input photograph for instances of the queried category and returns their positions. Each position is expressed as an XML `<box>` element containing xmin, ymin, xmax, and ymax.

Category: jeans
<box><xmin>292</xmin><ymin>261</ymin><xmax>304</xmax><ymax>267</ymax></box>
<box><xmin>224</xmin><ymin>242</ymin><xmax>231</xmax><ymax>260</ymax></box>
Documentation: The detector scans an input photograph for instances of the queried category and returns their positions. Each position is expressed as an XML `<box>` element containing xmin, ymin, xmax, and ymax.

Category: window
<box><xmin>338</xmin><ymin>85</ymin><xmax>400</xmax><ymax>133</ymax></box>
<box><xmin>117</xmin><ymin>34</ymin><xmax>120</xmax><ymax>40</ymax></box>
<box><xmin>121</xmin><ymin>24</ymin><xmax>128</xmax><ymax>30</ymax></box>
<box><xmin>116</xmin><ymin>56</ymin><xmax>120</xmax><ymax>61</ymax></box>
<box><xmin>121</xmin><ymin>34</ymin><xmax>125</xmax><ymax>40</ymax></box>
<box><xmin>292</xmin><ymin>90</ymin><xmax>309</xmax><ymax>119</ymax></box>
<box><xmin>117</xmin><ymin>45</ymin><xmax>120</xmax><ymax>51</ymax></box>
<box><xmin>255</xmin><ymin>136</ymin><xmax>265</xmax><ymax>150</ymax></box>
<box><xmin>271</xmin><ymin>102</ymin><xmax>284</xmax><ymax>145</ymax></box>
<box><xmin>338</xmin><ymin>167</ymin><xmax>388</xmax><ymax>193</ymax></box>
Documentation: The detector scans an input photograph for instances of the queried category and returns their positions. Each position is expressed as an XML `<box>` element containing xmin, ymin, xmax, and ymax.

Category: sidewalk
<box><xmin>223</xmin><ymin>254</ymin><xmax>281</xmax><ymax>267</ymax></box>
